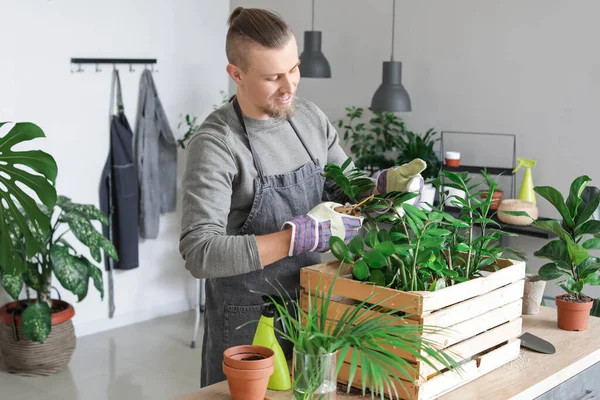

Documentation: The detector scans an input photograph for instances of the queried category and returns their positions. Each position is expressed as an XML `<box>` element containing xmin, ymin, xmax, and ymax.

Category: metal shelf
<box><xmin>442</xmin><ymin>165</ymin><xmax>515</xmax><ymax>176</ymax></box>
<box><xmin>443</xmin><ymin>206</ymin><xmax>557</xmax><ymax>239</ymax></box>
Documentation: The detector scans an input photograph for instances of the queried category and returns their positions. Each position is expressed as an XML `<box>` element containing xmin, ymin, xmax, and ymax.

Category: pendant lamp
<box><xmin>370</xmin><ymin>0</ymin><xmax>411</xmax><ymax>112</ymax></box>
<box><xmin>299</xmin><ymin>0</ymin><xmax>331</xmax><ymax>78</ymax></box>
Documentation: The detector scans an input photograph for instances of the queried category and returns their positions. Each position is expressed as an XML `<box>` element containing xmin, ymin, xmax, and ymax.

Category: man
<box><xmin>179</xmin><ymin>7</ymin><xmax>425</xmax><ymax>387</ymax></box>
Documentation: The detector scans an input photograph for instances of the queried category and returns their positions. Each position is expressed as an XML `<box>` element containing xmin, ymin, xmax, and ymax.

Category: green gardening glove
<box><xmin>377</xmin><ymin>158</ymin><xmax>427</xmax><ymax>195</ymax></box>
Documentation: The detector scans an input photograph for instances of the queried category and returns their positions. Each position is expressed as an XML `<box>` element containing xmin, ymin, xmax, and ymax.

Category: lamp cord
<box><xmin>391</xmin><ymin>0</ymin><xmax>396</xmax><ymax>61</ymax></box>
<box><xmin>312</xmin><ymin>0</ymin><xmax>315</xmax><ymax>30</ymax></box>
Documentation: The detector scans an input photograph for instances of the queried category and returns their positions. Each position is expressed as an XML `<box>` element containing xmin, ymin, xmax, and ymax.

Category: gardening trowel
<box><xmin>518</xmin><ymin>332</ymin><xmax>555</xmax><ymax>354</ymax></box>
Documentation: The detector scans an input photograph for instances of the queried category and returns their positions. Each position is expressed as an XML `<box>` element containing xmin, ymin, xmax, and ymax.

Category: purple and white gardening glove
<box><xmin>282</xmin><ymin>202</ymin><xmax>364</xmax><ymax>257</ymax></box>
<box><xmin>377</xmin><ymin>158</ymin><xmax>427</xmax><ymax>207</ymax></box>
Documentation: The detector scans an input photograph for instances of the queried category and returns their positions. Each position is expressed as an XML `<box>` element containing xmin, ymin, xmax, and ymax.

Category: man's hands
<box><xmin>282</xmin><ymin>202</ymin><xmax>364</xmax><ymax>257</ymax></box>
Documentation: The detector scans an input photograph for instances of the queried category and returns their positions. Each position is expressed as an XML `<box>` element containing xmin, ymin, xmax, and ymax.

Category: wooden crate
<box><xmin>299</xmin><ymin>258</ymin><xmax>525</xmax><ymax>400</ymax></box>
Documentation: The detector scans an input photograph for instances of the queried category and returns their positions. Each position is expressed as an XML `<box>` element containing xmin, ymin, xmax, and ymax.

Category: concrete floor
<box><xmin>0</xmin><ymin>310</ymin><xmax>204</xmax><ymax>400</ymax></box>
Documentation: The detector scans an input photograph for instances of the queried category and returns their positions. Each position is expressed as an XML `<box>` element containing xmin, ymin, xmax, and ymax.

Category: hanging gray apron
<box><xmin>200</xmin><ymin>97</ymin><xmax>324</xmax><ymax>387</ymax></box>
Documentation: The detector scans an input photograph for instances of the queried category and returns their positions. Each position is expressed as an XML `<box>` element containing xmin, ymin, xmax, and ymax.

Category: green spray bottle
<box><xmin>513</xmin><ymin>158</ymin><xmax>537</xmax><ymax>204</ymax></box>
<box><xmin>252</xmin><ymin>296</ymin><xmax>291</xmax><ymax>391</ymax></box>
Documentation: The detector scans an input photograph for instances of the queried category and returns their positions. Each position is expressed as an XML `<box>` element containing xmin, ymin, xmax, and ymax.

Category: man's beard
<box><xmin>260</xmin><ymin>96</ymin><xmax>296</xmax><ymax>120</ymax></box>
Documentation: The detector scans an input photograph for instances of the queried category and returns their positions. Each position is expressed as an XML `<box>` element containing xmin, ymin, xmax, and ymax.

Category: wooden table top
<box><xmin>172</xmin><ymin>307</ymin><xmax>600</xmax><ymax>400</ymax></box>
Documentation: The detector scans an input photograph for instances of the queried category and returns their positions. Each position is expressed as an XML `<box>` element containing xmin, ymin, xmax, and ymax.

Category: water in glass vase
<box><xmin>292</xmin><ymin>349</ymin><xmax>338</xmax><ymax>400</ymax></box>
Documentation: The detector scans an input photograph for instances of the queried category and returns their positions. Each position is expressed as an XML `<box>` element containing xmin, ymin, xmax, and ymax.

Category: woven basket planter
<box><xmin>0</xmin><ymin>300</ymin><xmax>76</xmax><ymax>376</ymax></box>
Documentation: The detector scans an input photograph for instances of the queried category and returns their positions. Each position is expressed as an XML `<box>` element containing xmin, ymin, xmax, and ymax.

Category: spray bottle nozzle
<box><xmin>261</xmin><ymin>295</ymin><xmax>289</xmax><ymax>318</ymax></box>
<box><xmin>513</xmin><ymin>157</ymin><xmax>537</xmax><ymax>173</ymax></box>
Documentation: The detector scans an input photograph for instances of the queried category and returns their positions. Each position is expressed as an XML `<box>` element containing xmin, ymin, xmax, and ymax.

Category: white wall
<box><xmin>0</xmin><ymin>0</ymin><xmax>229</xmax><ymax>335</ymax></box>
<box><xmin>230</xmin><ymin>0</ymin><xmax>600</xmax><ymax>299</ymax></box>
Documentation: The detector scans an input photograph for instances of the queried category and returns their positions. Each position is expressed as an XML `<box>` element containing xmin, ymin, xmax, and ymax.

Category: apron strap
<box><xmin>232</xmin><ymin>96</ymin><xmax>266</xmax><ymax>181</ymax></box>
<box><xmin>288</xmin><ymin>119</ymin><xmax>318</xmax><ymax>165</ymax></box>
<box><xmin>109</xmin><ymin>68</ymin><xmax>124</xmax><ymax>118</ymax></box>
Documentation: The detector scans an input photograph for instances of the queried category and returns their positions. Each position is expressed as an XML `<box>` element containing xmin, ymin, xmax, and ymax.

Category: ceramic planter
<box><xmin>0</xmin><ymin>299</ymin><xmax>76</xmax><ymax>375</ymax></box>
<box><xmin>223</xmin><ymin>345</ymin><xmax>274</xmax><ymax>400</ymax></box>
<box><xmin>444</xmin><ymin>151</ymin><xmax>460</xmax><ymax>167</ymax></box>
<box><xmin>292</xmin><ymin>348</ymin><xmax>338</xmax><ymax>400</ymax></box>
<box><xmin>522</xmin><ymin>274</ymin><xmax>546</xmax><ymax>315</ymax></box>
<box><xmin>480</xmin><ymin>191</ymin><xmax>504</xmax><ymax>210</ymax></box>
<box><xmin>556</xmin><ymin>294</ymin><xmax>594</xmax><ymax>331</ymax></box>
<box><xmin>418</xmin><ymin>183</ymin><xmax>437</xmax><ymax>210</ymax></box>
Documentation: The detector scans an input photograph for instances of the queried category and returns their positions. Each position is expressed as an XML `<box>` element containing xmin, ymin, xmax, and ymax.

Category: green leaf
<box><xmin>329</xmin><ymin>236</ymin><xmax>353</xmax><ymax>262</ymax></box>
<box><xmin>534</xmin><ymin>240</ymin><xmax>571</xmax><ymax>269</ymax></box>
<box><xmin>577</xmin><ymin>257</ymin><xmax>600</xmax><ymax>280</ymax></box>
<box><xmin>22</xmin><ymin>263</ymin><xmax>44</xmax><ymax>292</ymax></box>
<box><xmin>88</xmin><ymin>263</ymin><xmax>104</xmax><ymax>300</ymax></box>
<box><xmin>365</xmin><ymin>230</ymin><xmax>379</xmax><ymax>249</ymax></box>
<box><xmin>567</xmin><ymin>242</ymin><xmax>589</xmax><ymax>266</ymax></box>
<box><xmin>538</xmin><ymin>263</ymin><xmax>564</xmax><ymax>281</ymax></box>
<box><xmin>1</xmin><ymin>272</ymin><xmax>23</xmax><ymax>300</ymax></box>
<box><xmin>363</xmin><ymin>250</ymin><xmax>387</xmax><ymax>269</ymax></box>
<box><xmin>352</xmin><ymin>259</ymin><xmax>370</xmax><ymax>280</ymax></box>
<box><xmin>566</xmin><ymin>176</ymin><xmax>591</xmax><ymax>220</ymax></box>
<box><xmin>532</xmin><ymin>220</ymin><xmax>573</xmax><ymax>245</ymax></box>
<box><xmin>560</xmin><ymin>278</ymin><xmax>584</xmax><ymax>294</ymax></box>
<box><xmin>583</xmin><ymin>238</ymin><xmax>600</xmax><ymax>250</ymax></box>
<box><xmin>456</xmin><ymin>243</ymin><xmax>471</xmax><ymax>252</ymax></box>
<box><xmin>0</xmin><ymin>122</ymin><xmax>58</xmax><ymax>274</ymax></box>
<box><xmin>22</xmin><ymin>301</ymin><xmax>51</xmax><ymax>343</ymax></box>
<box><xmin>374</xmin><ymin>241</ymin><xmax>396</xmax><ymax>257</ymax></box>
<box><xmin>368</xmin><ymin>270</ymin><xmax>386</xmax><ymax>286</ymax></box>
<box><xmin>578</xmin><ymin>220</ymin><xmax>600</xmax><ymax>236</ymax></box>
<box><xmin>348</xmin><ymin>236</ymin><xmax>365</xmax><ymax>257</ymax></box>
<box><xmin>426</xmin><ymin>228</ymin><xmax>452</xmax><ymax>236</ymax></box>
<box><xmin>576</xmin><ymin>186</ymin><xmax>600</xmax><ymax>225</ymax></box>
<box><xmin>402</xmin><ymin>203</ymin><xmax>427</xmax><ymax>220</ymax></box>
<box><xmin>59</xmin><ymin>196</ymin><xmax>109</xmax><ymax>225</ymax></box>
<box><xmin>50</xmin><ymin>245</ymin><xmax>89</xmax><ymax>298</ymax></box>
<box><xmin>584</xmin><ymin>273</ymin><xmax>600</xmax><ymax>286</ymax></box>
<box><xmin>62</xmin><ymin>211</ymin><xmax>118</xmax><ymax>262</ymax></box>
<box><xmin>533</xmin><ymin>186</ymin><xmax>575</xmax><ymax>227</ymax></box>
<box><xmin>376</xmin><ymin>230</ymin><xmax>391</xmax><ymax>243</ymax></box>
<box><xmin>442</xmin><ymin>213</ymin><xmax>469</xmax><ymax>228</ymax></box>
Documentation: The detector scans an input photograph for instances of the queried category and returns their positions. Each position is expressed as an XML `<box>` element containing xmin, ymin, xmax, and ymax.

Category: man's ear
<box><xmin>226</xmin><ymin>63</ymin><xmax>243</xmax><ymax>85</ymax></box>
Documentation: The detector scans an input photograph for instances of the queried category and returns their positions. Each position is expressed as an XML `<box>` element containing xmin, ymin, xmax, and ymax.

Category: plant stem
<box><xmin>410</xmin><ymin>221</ymin><xmax>430</xmax><ymax>291</ymax></box>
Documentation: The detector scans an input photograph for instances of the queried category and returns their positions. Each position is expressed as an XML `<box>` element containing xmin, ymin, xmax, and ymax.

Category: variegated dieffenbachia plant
<box><xmin>0</xmin><ymin>122</ymin><xmax>118</xmax><ymax>343</ymax></box>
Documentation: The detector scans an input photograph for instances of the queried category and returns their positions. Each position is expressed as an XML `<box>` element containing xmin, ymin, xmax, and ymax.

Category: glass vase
<box><xmin>292</xmin><ymin>348</ymin><xmax>338</xmax><ymax>400</ymax></box>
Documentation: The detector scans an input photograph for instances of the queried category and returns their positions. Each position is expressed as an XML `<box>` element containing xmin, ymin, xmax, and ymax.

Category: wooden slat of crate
<box><xmin>300</xmin><ymin>259</ymin><xmax>525</xmax><ymax>316</ymax></box>
<box><xmin>338</xmin><ymin>339</ymin><xmax>521</xmax><ymax>400</ymax></box>
<box><xmin>340</xmin><ymin>317</ymin><xmax>522</xmax><ymax>383</ymax></box>
<box><xmin>420</xmin><ymin>279</ymin><xmax>525</xmax><ymax>327</ymax></box>
<box><xmin>300</xmin><ymin>261</ymin><xmax>423</xmax><ymax>314</ymax></box>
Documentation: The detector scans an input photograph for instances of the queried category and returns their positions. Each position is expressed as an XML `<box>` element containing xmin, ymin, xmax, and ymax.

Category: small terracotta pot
<box><xmin>481</xmin><ymin>191</ymin><xmax>504</xmax><ymax>210</ymax></box>
<box><xmin>223</xmin><ymin>345</ymin><xmax>274</xmax><ymax>400</ymax></box>
<box><xmin>556</xmin><ymin>294</ymin><xmax>593</xmax><ymax>331</ymax></box>
<box><xmin>0</xmin><ymin>300</ymin><xmax>74</xmax><ymax>326</ymax></box>
<box><xmin>445</xmin><ymin>151</ymin><xmax>461</xmax><ymax>167</ymax></box>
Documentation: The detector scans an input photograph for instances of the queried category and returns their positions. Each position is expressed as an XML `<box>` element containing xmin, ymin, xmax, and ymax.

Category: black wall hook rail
<box><xmin>70</xmin><ymin>58</ymin><xmax>157</xmax><ymax>64</ymax></box>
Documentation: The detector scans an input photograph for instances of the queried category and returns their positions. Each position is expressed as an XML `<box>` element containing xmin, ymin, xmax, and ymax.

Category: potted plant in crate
<box><xmin>315</xmin><ymin>159</ymin><xmax>527</xmax><ymax>398</ymax></box>
<box><xmin>532</xmin><ymin>175</ymin><xmax>600</xmax><ymax>331</ymax></box>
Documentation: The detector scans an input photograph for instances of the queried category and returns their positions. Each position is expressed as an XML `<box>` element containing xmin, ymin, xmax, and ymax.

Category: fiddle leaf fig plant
<box><xmin>0</xmin><ymin>122</ymin><xmax>58</xmax><ymax>277</ymax></box>
<box><xmin>533</xmin><ymin>176</ymin><xmax>600</xmax><ymax>302</ymax></box>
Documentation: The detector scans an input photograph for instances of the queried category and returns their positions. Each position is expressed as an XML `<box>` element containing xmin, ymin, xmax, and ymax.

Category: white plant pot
<box><xmin>443</xmin><ymin>186</ymin><xmax>466</xmax><ymax>208</ymax></box>
<box><xmin>419</xmin><ymin>183</ymin><xmax>437</xmax><ymax>210</ymax></box>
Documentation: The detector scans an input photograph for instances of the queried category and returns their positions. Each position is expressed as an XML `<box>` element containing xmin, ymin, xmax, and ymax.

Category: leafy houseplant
<box><xmin>324</xmin><ymin>159</ymin><xmax>524</xmax><ymax>292</ymax></box>
<box><xmin>532</xmin><ymin>176</ymin><xmax>600</xmax><ymax>331</ymax></box>
<box><xmin>263</xmin><ymin>269</ymin><xmax>458</xmax><ymax>400</ymax></box>
<box><xmin>337</xmin><ymin>106</ymin><xmax>405</xmax><ymax>176</ymax></box>
<box><xmin>177</xmin><ymin>90</ymin><xmax>229</xmax><ymax>149</ymax></box>
<box><xmin>480</xmin><ymin>168</ymin><xmax>504</xmax><ymax>210</ymax></box>
<box><xmin>1</xmin><ymin>195</ymin><xmax>117</xmax><ymax>343</ymax></box>
<box><xmin>395</xmin><ymin>128</ymin><xmax>441</xmax><ymax>182</ymax></box>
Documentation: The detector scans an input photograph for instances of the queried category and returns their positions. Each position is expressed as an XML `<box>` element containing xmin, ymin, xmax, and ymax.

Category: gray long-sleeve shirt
<box><xmin>179</xmin><ymin>97</ymin><xmax>350</xmax><ymax>280</ymax></box>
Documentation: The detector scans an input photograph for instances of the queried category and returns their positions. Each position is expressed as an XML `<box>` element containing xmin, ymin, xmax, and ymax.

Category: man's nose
<box><xmin>280</xmin><ymin>74</ymin><xmax>295</xmax><ymax>93</ymax></box>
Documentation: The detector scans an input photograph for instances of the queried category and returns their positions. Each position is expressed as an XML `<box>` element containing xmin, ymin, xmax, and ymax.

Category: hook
<box><xmin>129</xmin><ymin>64</ymin><xmax>135</xmax><ymax>72</ymax></box>
<box><xmin>76</xmin><ymin>63</ymin><xmax>84</xmax><ymax>73</ymax></box>
<box><xmin>95</xmin><ymin>63</ymin><xmax>102</xmax><ymax>72</ymax></box>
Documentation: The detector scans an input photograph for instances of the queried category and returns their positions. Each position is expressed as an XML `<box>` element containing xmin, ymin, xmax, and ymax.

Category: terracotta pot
<box><xmin>556</xmin><ymin>294</ymin><xmax>593</xmax><ymax>331</ymax></box>
<box><xmin>223</xmin><ymin>345</ymin><xmax>274</xmax><ymax>400</ymax></box>
<box><xmin>445</xmin><ymin>151</ymin><xmax>460</xmax><ymax>167</ymax></box>
<box><xmin>0</xmin><ymin>300</ymin><xmax>76</xmax><ymax>375</ymax></box>
<box><xmin>480</xmin><ymin>191</ymin><xmax>504</xmax><ymax>210</ymax></box>
<box><xmin>522</xmin><ymin>274</ymin><xmax>546</xmax><ymax>315</ymax></box>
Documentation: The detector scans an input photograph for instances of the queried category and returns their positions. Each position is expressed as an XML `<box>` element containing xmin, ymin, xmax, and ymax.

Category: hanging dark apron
<box><xmin>200</xmin><ymin>97</ymin><xmax>325</xmax><ymax>387</ymax></box>
<box><xmin>99</xmin><ymin>69</ymin><xmax>140</xmax><ymax>318</ymax></box>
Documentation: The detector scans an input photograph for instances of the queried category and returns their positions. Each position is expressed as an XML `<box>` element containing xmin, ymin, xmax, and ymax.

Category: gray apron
<box><xmin>200</xmin><ymin>97</ymin><xmax>324</xmax><ymax>386</ymax></box>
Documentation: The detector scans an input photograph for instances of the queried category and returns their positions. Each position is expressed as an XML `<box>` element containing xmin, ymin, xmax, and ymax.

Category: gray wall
<box><xmin>230</xmin><ymin>0</ymin><xmax>600</xmax><ymax>298</ymax></box>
